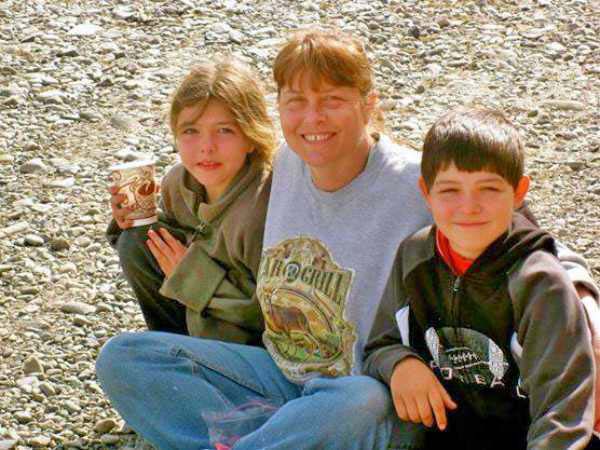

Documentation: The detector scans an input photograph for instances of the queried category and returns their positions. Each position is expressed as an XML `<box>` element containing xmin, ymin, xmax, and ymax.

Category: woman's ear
<box><xmin>363</xmin><ymin>91</ymin><xmax>378</xmax><ymax>124</ymax></box>
<box><xmin>514</xmin><ymin>175</ymin><xmax>530</xmax><ymax>208</ymax></box>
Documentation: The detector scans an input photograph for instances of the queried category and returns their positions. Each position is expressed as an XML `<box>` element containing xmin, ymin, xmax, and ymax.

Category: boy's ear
<box><xmin>514</xmin><ymin>176</ymin><xmax>530</xmax><ymax>208</ymax></box>
<box><xmin>418</xmin><ymin>177</ymin><xmax>432</xmax><ymax>210</ymax></box>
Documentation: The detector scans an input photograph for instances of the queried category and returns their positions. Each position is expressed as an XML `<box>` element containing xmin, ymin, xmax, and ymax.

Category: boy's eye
<box><xmin>438</xmin><ymin>188</ymin><xmax>459</xmax><ymax>194</ymax></box>
<box><xmin>482</xmin><ymin>186</ymin><xmax>501</xmax><ymax>192</ymax></box>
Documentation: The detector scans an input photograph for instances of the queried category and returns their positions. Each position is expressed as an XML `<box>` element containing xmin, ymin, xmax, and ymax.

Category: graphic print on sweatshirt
<box><xmin>426</xmin><ymin>327</ymin><xmax>510</xmax><ymax>388</ymax></box>
<box><xmin>257</xmin><ymin>237</ymin><xmax>356</xmax><ymax>382</ymax></box>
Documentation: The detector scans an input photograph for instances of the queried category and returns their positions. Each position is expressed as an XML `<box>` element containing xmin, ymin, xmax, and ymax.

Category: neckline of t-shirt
<box><xmin>302</xmin><ymin>135</ymin><xmax>388</xmax><ymax>206</ymax></box>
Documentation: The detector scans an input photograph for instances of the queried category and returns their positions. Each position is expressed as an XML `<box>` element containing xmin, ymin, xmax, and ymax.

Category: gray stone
<box><xmin>28</xmin><ymin>436</ymin><xmax>51</xmax><ymax>448</ymax></box>
<box><xmin>16</xmin><ymin>376</ymin><xmax>39</xmax><ymax>393</ymax></box>
<box><xmin>58</xmin><ymin>262</ymin><xmax>77</xmax><ymax>273</ymax></box>
<box><xmin>24</xmin><ymin>234</ymin><xmax>45</xmax><ymax>247</ymax></box>
<box><xmin>60</xmin><ymin>301</ymin><xmax>96</xmax><ymax>315</ymax></box>
<box><xmin>0</xmin><ymin>440</ymin><xmax>18</xmax><ymax>450</ymax></box>
<box><xmin>94</xmin><ymin>418</ymin><xmax>118</xmax><ymax>434</ymax></box>
<box><xmin>64</xmin><ymin>400</ymin><xmax>82</xmax><ymax>413</ymax></box>
<box><xmin>541</xmin><ymin>100</ymin><xmax>586</xmax><ymax>111</ymax></box>
<box><xmin>45</xmin><ymin>177</ymin><xmax>75</xmax><ymax>189</ymax></box>
<box><xmin>19</xmin><ymin>158</ymin><xmax>47</xmax><ymax>174</ymax></box>
<box><xmin>100</xmin><ymin>434</ymin><xmax>122</xmax><ymax>445</ymax></box>
<box><xmin>39</xmin><ymin>382</ymin><xmax>56</xmax><ymax>396</ymax></box>
<box><xmin>110</xmin><ymin>114</ymin><xmax>139</xmax><ymax>131</ymax></box>
<box><xmin>49</xmin><ymin>238</ymin><xmax>70</xmax><ymax>251</ymax></box>
<box><xmin>23</xmin><ymin>356</ymin><xmax>44</xmax><ymax>374</ymax></box>
<box><xmin>15</xmin><ymin>411</ymin><xmax>33</xmax><ymax>424</ymax></box>
<box><xmin>68</xmin><ymin>23</ymin><xmax>101</xmax><ymax>36</ymax></box>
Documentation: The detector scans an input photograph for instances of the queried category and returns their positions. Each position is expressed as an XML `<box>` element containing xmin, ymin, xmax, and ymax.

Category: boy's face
<box><xmin>419</xmin><ymin>164</ymin><xmax>529</xmax><ymax>260</ymax></box>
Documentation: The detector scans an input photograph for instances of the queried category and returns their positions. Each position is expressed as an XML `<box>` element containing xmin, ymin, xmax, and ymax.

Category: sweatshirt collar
<box><xmin>180</xmin><ymin>157</ymin><xmax>264</xmax><ymax>223</ymax></box>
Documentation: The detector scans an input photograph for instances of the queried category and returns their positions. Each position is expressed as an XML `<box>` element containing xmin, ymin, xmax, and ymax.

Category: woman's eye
<box><xmin>286</xmin><ymin>97</ymin><xmax>304</xmax><ymax>106</ymax></box>
<box><xmin>324</xmin><ymin>96</ymin><xmax>343</xmax><ymax>106</ymax></box>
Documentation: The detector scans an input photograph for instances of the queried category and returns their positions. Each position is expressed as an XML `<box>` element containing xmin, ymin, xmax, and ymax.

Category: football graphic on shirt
<box><xmin>425</xmin><ymin>327</ymin><xmax>509</xmax><ymax>386</ymax></box>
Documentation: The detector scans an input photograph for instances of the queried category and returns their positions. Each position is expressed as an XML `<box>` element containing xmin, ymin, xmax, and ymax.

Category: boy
<box><xmin>364</xmin><ymin>107</ymin><xmax>596</xmax><ymax>449</ymax></box>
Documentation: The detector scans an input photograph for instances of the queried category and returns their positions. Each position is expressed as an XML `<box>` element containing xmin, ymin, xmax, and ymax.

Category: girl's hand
<box><xmin>109</xmin><ymin>185</ymin><xmax>135</xmax><ymax>229</ymax></box>
<box><xmin>146</xmin><ymin>228</ymin><xmax>187</xmax><ymax>278</ymax></box>
<box><xmin>390</xmin><ymin>357</ymin><xmax>457</xmax><ymax>431</ymax></box>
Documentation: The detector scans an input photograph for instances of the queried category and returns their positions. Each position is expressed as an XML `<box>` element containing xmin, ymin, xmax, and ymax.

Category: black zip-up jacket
<box><xmin>364</xmin><ymin>214</ymin><xmax>594</xmax><ymax>449</ymax></box>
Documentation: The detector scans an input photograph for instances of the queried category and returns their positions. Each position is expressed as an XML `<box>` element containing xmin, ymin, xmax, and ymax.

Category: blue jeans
<box><xmin>96</xmin><ymin>332</ymin><xmax>396</xmax><ymax>450</ymax></box>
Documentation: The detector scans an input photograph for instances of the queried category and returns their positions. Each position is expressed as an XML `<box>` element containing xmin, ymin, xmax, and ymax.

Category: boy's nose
<box><xmin>462</xmin><ymin>194</ymin><xmax>483</xmax><ymax>214</ymax></box>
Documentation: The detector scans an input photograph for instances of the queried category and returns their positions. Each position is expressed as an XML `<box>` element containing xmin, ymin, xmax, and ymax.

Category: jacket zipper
<box><xmin>451</xmin><ymin>276</ymin><xmax>462</xmax><ymax>336</ymax></box>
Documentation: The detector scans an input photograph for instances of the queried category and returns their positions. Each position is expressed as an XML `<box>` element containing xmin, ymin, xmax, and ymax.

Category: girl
<box><xmin>108</xmin><ymin>58</ymin><xmax>277</xmax><ymax>344</ymax></box>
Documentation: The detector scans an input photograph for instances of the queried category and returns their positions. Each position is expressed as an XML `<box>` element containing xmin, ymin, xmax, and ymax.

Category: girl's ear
<box><xmin>514</xmin><ymin>175</ymin><xmax>530</xmax><ymax>208</ymax></box>
<box><xmin>418</xmin><ymin>176</ymin><xmax>432</xmax><ymax>210</ymax></box>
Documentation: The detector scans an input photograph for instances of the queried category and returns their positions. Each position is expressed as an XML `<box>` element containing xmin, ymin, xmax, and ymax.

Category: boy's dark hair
<box><xmin>421</xmin><ymin>107</ymin><xmax>524</xmax><ymax>189</ymax></box>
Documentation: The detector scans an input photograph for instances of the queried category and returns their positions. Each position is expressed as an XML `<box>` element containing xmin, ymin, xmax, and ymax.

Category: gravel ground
<box><xmin>1</xmin><ymin>0</ymin><xmax>599</xmax><ymax>448</ymax></box>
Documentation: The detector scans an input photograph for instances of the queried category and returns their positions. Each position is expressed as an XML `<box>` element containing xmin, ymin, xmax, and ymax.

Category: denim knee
<box><xmin>304</xmin><ymin>376</ymin><xmax>392</xmax><ymax>423</ymax></box>
<box><xmin>96</xmin><ymin>332</ymin><xmax>138</xmax><ymax>386</ymax></box>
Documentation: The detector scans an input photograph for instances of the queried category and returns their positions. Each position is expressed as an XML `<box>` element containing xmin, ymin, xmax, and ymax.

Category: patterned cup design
<box><xmin>111</xmin><ymin>160</ymin><xmax>158</xmax><ymax>225</ymax></box>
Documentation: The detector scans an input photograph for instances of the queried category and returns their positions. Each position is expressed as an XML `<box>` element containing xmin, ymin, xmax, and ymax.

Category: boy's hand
<box><xmin>109</xmin><ymin>185</ymin><xmax>135</xmax><ymax>229</ymax></box>
<box><xmin>146</xmin><ymin>228</ymin><xmax>187</xmax><ymax>278</ymax></box>
<box><xmin>390</xmin><ymin>357</ymin><xmax>457</xmax><ymax>431</ymax></box>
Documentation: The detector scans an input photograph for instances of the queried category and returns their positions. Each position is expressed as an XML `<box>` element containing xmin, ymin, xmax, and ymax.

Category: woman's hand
<box><xmin>146</xmin><ymin>228</ymin><xmax>188</xmax><ymax>278</ymax></box>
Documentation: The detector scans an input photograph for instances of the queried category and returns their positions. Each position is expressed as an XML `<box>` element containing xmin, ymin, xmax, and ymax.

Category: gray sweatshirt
<box><xmin>257</xmin><ymin>136</ymin><xmax>432</xmax><ymax>382</ymax></box>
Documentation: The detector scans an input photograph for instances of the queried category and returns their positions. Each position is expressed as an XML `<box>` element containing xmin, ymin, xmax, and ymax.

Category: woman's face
<box><xmin>277</xmin><ymin>74</ymin><xmax>373</xmax><ymax>176</ymax></box>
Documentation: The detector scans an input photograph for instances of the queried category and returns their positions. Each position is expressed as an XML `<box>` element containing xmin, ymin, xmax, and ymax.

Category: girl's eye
<box><xmin>217</xmin><ymin>127</ymin><xmax>234</xmax><ymax>134</ymax></box>
<box><xmin>182</xmin><ymin>128</ymin><xmax>197</xmax><ymax>135</ymax></box>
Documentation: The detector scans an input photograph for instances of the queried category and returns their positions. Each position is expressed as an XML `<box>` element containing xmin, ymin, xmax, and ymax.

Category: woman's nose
<box><xmin>304</xmin><ymin>103</ymin><xmax>327</xmax><ymax>124</ymax></box>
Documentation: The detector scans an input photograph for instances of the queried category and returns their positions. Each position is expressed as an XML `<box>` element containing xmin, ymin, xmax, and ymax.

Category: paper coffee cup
<box><xmin>110</xmin><ymin>160</ymin><xmax>158</xmax><ymax>227</ymax></box>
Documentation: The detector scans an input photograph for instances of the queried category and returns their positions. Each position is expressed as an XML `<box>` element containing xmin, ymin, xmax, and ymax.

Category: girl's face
<box><xmin>175</xmin><ymin>99</ymin><xmax>254</xmax><ymax>203</ymax></box>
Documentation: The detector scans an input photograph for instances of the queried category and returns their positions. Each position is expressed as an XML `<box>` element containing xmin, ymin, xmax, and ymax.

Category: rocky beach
<box><xmin>1</xmin><ymin>0</ymin><xmax>599</xmax><ymax>448</ymax></box>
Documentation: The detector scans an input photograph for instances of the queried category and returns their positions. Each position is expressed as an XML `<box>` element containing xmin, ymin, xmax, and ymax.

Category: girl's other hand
<box><xmin>146</xmin><ymin>228</ymin><xmax>188</xmax><ymax>278</ymax></box>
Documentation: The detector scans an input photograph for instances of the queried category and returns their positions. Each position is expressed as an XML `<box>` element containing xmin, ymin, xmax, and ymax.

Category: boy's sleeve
<box><xmin>510</xmin><ymin>251</ymin><xmax>595</xmax><ymax>450</ymax></box>
<box><xmin>363</xmin><ymin>246</ymin><xmax>422</xmax><ymax>385</ymax></box>
<box><xmin>555</xmin><ymin>240</ymin><xmax>600</xmax><ymax>301</ymax></box>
